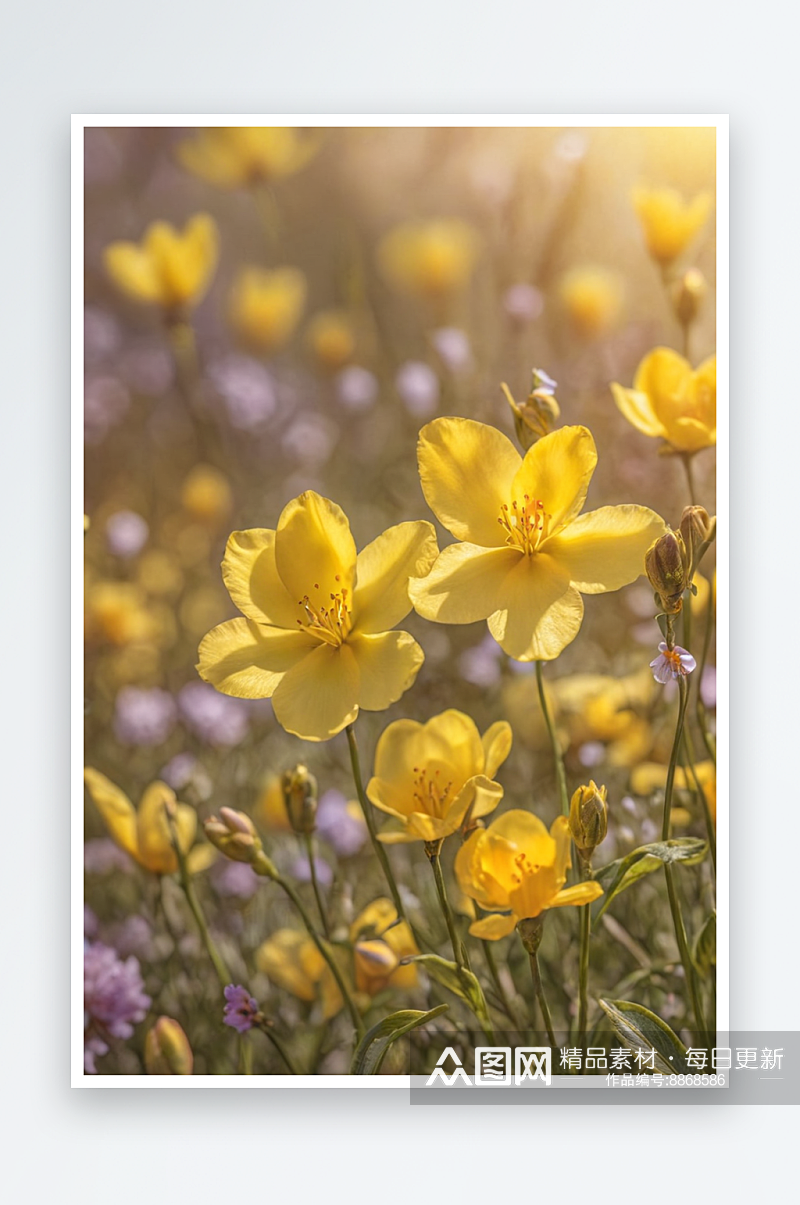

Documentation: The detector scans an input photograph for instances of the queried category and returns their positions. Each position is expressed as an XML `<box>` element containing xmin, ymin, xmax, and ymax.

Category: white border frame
<box><xmin>73</xmin><ymin>114</ymin><xmax>728</xmax><ymax>1088</ymax></box>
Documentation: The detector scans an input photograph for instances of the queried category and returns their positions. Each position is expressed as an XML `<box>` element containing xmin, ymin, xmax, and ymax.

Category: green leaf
<box><xmin>593</xmin><ymin>838</ymin><xmax>708</xmax><ymax>919</ymax></box>
<box><xmin>349</xmin><ymin>1004</ymin><xmax>449</xmax><ymax>1075</ymax></box>
<box><xmin>692</xmin><ymin>910</ymin><xmax>716</xmax><ymax>977</ymax></box>
<box><xmin>401</xmin><ymin>953</ymin><xmax>493</xmax><ymax>1036</ymax></box>
<box><xmin>598</xmin><ymin>999</ymin><xmax>690</xmax><ymax>1074</ymax></box>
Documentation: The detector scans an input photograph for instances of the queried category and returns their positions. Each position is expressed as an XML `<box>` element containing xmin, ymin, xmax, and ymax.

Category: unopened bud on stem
<box><xmin>282</xmin><ymin>764</ymin><xmax>318</xmax><ymax>834</ymax></box>
<box><xmin>645</xmin><ymin>529</ymin><xmax>689</xmax><ymax>615</ymax></box>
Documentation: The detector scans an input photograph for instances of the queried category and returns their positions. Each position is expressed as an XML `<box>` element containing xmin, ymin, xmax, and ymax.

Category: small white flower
<box><xmin>650</xmin><ymin>642</ymin><xmax>697</xmax><ymax>684</ymax></box>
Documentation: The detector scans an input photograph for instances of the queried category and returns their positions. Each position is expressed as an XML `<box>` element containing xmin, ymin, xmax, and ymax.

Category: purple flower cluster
<box><xmin>223</xmin><ymin>984</ymin><xmax>260</xmax><ymax>1033</ymax></box>
<box><xmin>178</xmin><ymin>682</ymin><xmax>251</xmax><ymax>747</ymax></box>
<box><xmin>84</xmin><ymin>941</ymin><xmax>151</xmax><ymax>1073</ymax></box>
<box><xmin>315</xmin><ymin>789</ymin><xmax>367</xmax><ymax>858</ymax></box>
<box><xmin>113</xmin><ymin>686</ymin><xmax>177</xmax><ymax>747</ymax></box>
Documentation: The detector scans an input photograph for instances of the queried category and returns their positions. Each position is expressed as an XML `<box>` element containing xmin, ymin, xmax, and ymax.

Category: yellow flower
<box><xmin>559</xmin><ymin>267</ymin><xmax>623</xmax><ymax>338</ymax></box>
<box><xmin>410</xmin><ymin>420</ymin><xmax>665</xmax><ymax>661</ymax></box>
<box><xmin>256</xmin><ymin>899</ymin><xmax>418</xmax><ymax>1018</ymax></box>
<box><xmin>228</xmin><ymin>267</ymin><xmax>306</xmax><ymax>353</ymax></box>
<box><xmin>611</xmin><ymin>348</ymin><xmax>716</xmax><ymax>453</ymax></box>
<box><xmin>197</xmin><ymin>491</ymin><xmax>438</xmax><ymax>740</ymax></box>
<box><xmin>455</xmin><ymin>810</ymin><xmax>603</xmax><ymax>940</ymax></box>
<box><xmin>256</xmin><ymin>930</ymin><xmax>343</xmax><ymax>1020</ymax></box>
<box><xmin>85</xmin><ymin>580</ymin><xmax>154</xmax><ymax>646</ymax></box>
<box><xmin>366</xmin><ymin>709</ymin><xmax>512</xmax><ymax>843</ymax></box>
<box><xmin>177</xmin><ymin>126</ymin><xmax>318</xmax><ymax>188</ymax></box>
<box><xmin>180</xmin><ymin>465</ymin><xmax>233</xmax><ymax>524</ymax></box>
<box><xmin>83</xmin><ymin>768</ymin><xmax>211</xmax><ymax>876</ymax></box>
<box><xmin>104</xmin><ymin>214</ymin><xmax>218</xmax><ymax>312</ymax></box>
<box><xmin>633</xmin><ymin>187</ymin><xmax>711</xmax><ymax>266</ymax></box>
<box><xmin>378</xmin><ymin>219</ymin><xmax>478</xmax><ymax>299</ymax></box>
<box><xmin>306</xmin><ymin>309</ymin><xmax>357</xmax><ymax>371</ymax></box>
<box><xmin>350</xmin><ymin>898</ymin><xmax>419</xmax><ymax>993</ymax></box>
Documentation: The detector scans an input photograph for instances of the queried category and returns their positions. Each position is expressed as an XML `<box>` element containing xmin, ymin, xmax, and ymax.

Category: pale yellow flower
<box><xmin>177</xmin><ymin>127</ymin><xmax>318</xmax><ymax>188</ymax></box>
<box><xmin>84</xmin><ymin>768</ymin><xmax>212</xmax><ymax>876</ymax></box>
<box><xmin>367</xmin><ymin>709</ymin><xmax>512</xmax><ymax>843</ymax></box>
<box><xmin>378</xmin><ymin>219</ymin><xmax>478</xmax><ymax>299</ymax></box>
<box><xmin>455</xmin><ymin>810</ymin><xmax>603</xmax><ymax>940</ymax></box>
<box><xmin>228</xmin><ymin>267</ymin><xmax>306</xmax><ymax>353</ymax></box>
<box><xmin>306</xmin><ymin>310</ymin><xmax>357</xmax><ymax>371</ymax></box>
<box><xmin>197</xmin><ymin>491</ymin><xmax>438</xmax><ymax>741</ymax></box>
<box><xmin>633</xmin><ymin>186</ymin><xmax>711</xmax><ymax>266</ymax></box>
<box><xmin>559</xmin><ymin>267</ymin><xmax>623</xmax><ymax>338</ymax></box>
<box><xmin>611</xmin><ymin>347</ymin><xmax>716</xmax><ymax>453</ymax></box>
<box><xmin>410</xmin><ymin>420</ymin><xmax>665</xmax><ymax>661</ymax></box>
<box><xmin>104</xmin><ymin>215</ymin><xmax>218</xmax><ymax>312</ymax></box>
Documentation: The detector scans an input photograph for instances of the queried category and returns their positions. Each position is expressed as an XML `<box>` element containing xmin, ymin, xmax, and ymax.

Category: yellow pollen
<box><xmin>296</xmin><ymin>582</ymin><xmax>352</xmax><ymax>647</ymax></box>
<box><xmin>509</xmin><ymin>851</ymin><xmax>540</xmax><ymax>885</ymax></box>
<box><xmin>411</xmin><ymin>766</ymin><xmax>454</xmax><ymax>819</ymax></box>
<box><xmin>497</xmin><ymin>493</ymin><xmax>551</xmax><ymax>554</ymax></box>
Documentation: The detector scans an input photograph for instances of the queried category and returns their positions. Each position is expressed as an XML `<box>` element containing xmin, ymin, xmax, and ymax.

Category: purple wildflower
<box><xmin>208</xmin><ymin>353</ymin><xmax>277</xmax><ymax>431</ymax></box>
<box><xmin>503</xmin><ymin>283</ymin><xmax>544</xmax><ymax>324</ymax></box>
<box><xmin>290</xmin><ymin>854</ymin><xmax>334</xmax><ymax>887</ymax></box>
<box><xmin>84</xmin><ymin>941</ymin><xmax>151</xmax><ymax>1073</ymax></box>
<box><xmin>650</xmin><ymin>642</ymin><xmax>697</xmax><ymax>684</ymax></box>
<box><xmin>431</xmin><ymin>327</ymin><xmax>473</xmax><ymax>374</ymax></box>
<box><xmin>113</xmin><ymin>686</ymin><xmax>177</xmax><ymax>747</ymax></box>
<box><xmin>316</xmin><ymin>790</ymin><xmax>367</xmax><ymax>858</ymax></box>
<box><xmin>335</xmin><ymin>365</ymin><xmax>379</xmax><ymax>412</ymax></box>
<box><xmin>105</xmin><ymin>510</ymin><xmax>149</xmax><ymax>558</ymax></box>
<box><xmin>211</xmin><ymin>860</ymin><xmax>260</xmax><ymax>900</ymax></box>
<box><xmin>178</xmin><ymin>682</ymin><xmax>250</xmax><ymax>747</ymax></box>
<box><xmin>395</xmin><ymin>361</ymin><xmax>439</xmax><ymax>419</ymax></box>
<box><xmin>223</xmin><ymin>984</ymin><xmax>260</xmax><ymax>1033</ymax></box>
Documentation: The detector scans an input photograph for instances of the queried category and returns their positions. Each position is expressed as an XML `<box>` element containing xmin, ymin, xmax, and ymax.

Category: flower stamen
<box><xmin>296</xmin><ymin>584</ymin><xmax>352</xmax><ymax>647</ymax></box>
<box><xmin>497</xmin><ymin>494</ymin><xmax>551</xmax><ymax>554</ymax></box>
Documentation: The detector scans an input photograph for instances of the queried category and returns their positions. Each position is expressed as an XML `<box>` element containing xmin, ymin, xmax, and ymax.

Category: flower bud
<box><xmin>673</xmin><ymin>268</ymin><xmax>707</xmax><ymax>328</ymax></box>
<box><xmin>501</xmin><ymin>372</ymin><xmax>561</xmax><ymax>451</ymax></box>
<box><xmin>204</xmin><ymin>808</ymin><xmax>262</xmax><ymax>864</ymax></box>
<box><xmin>144</xmin><ymin>1017</ymin><xmax>193</xmax><ymax>1075</ymax></box>
<box><xmin>679</xmin><ymin>505</ymin><xmax>716</xmax><ymax>577</ymax></box>
<box><xmin>282</xmin><ymin>764</ymin><xmax>318</xmax><ymax>834</ymax></box>
<box><xmin>645</xmin><ymin>529</ymin><xmax>689</xmax><ymax>614</ymax></box>
<box><xmin>569</xmin><ymin>781</ymin><xmax>608</xmax><ymax>855</ymax></box>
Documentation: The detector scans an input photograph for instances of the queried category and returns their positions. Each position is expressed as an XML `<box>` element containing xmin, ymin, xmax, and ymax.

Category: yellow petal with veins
<box><xmin>270</xmin><ymin>643</ymin><xmax>360</xmax><ymax>740</ymax></box>
<box><xmin>511</xmin><ymin>425</ymin><xmax>597</xmax><ymax>537</ymax></box>
<box><xmin>274</xmin><ymin>492</ymin><xmax>357</xmax><ymax>607</ymax></box>
<box><xmin>545</xmin><ymin>504</ymin><xmax>666</xmax><ymax>594</ymax></box>
<box><xmin>417</xmin><ymin>417</ymin><xmax>522</xmax><ymax>546</ymax></box>
<box><xmin>197</xmin><ymin>618</ymin><xmax>311</xmax><ymax>698</ymax></box>
<box><xmin>352</xmin><ymin>521</ymin><xmax>438</xmax><ymax>633</ymax></box>
<box><xmin>83</xmin><ymin>768</ymin><xmax>139</xmax><ymax>860</ymax></box>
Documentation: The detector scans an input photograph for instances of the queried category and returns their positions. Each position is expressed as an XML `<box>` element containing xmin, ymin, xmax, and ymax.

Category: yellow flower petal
<box><xmin>274</xmin><ymin>492</ymin><xmax>357</xmax><ymax>608</ymax></box>
<box><xmin>270</xmin><ymin>643</ymin><xmax>360</xmax><ymax>740</ymax></box>
<box><xmin>464</xmin><ymin>775</ymin><xmax>505</xmax><ymax>823</ymax></box>
<box><xmin>137</xmin><ymin>782</ymin><xmax>196</xmax><ymax>876</ymax></box>
<box><xmin>221</xmin><ymin>529</ymin><xmax>299</xmax><ymax>628</ymax></box>
<box><xmin>348</xmin><ymin>630</ymin><xmax>424</xmax><ymax>712</ymax></box>
<box><xmin>487</xmin><ymin>554</ymin><xmax>584</xmax><ymax>661</ymax></box>
<box><xmin>511</xmin><ymin>425</ymin><xmax>597</xmax><ymax>536</ymax></box>
<box><xmin>549</xmin><ymin>881</ymin><xmax>604</xmax><ymax>908</ymax></box>
<box><xmin>83</xmin><ymin>768</ymin><xmax>139</xmax><ymax>859</ymax></box>
<box><xmin>197</xmin><ymin>618</ymin><xmax>311</xmax><ymax>698</ymax></box>
<box><xmin>410</xmin><ymin>543</ymin><xmax>520</xmax><ymax>624</ymax></box>
<box><xmin>610</xmin><ymin>383</ymin><xmax>666</xmax><ymax>438</ymax></box>
<box><xmin>545</xmin><ymin>505</ymin><xmax>666</xmax><ymax>594</ymax></box>
<box><xmin>481</xmin><ymin>721</ymin><xmax>513</xmax><ymax>779</ymax></box>
<box><xmin>103</xmin><ymin>243</ymin><xmax>163</xmax><ymax>304</ymax></box>
<box><xmin>417</xmin><ymin>417</ymin><xmax>522</xmax><ymax>546</ymax></box>
<box><xmin>550</xmin><ymin>815</ymin><xmax>572</xmax><ymax>882</ymax></box>
<box><xmin>185</xmin><ymin>843</ymin><xmax>217</xmax><ymax>875</ymax></box>
<box><xmin>468</xmin><ymin>913</ymin><xmax>517</xmax><ymax>940</ymax></box>
<box><xmin>352</xmin><ymin>521</ymin><xmax>438</xmax><ymax>633</ymax></box>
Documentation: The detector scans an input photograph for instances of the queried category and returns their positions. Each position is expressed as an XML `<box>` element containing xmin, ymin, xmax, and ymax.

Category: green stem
<box><xmin>346</xmin><ymin>724</ymin><xmax>406</xmax><ymax>920</ymax></box>
<box><xmin>256</xmin><ymin>1020</ymin><xmax>301</xmax><ymax>1075</ymax></box>
<box><xmin>696</xmin><ymin>576</ymin><xmax>717</xmax><ymax>763</ymax></box>
<box><xmin>681</xmin><ymin>453</ymin><xmax>697</xmax><ymax>506</ymax></box>
<box><xmin>577</xmin><ymin>855</ymin><xmax>592</xmax><ymax>1045</ymax></box>
<box><xmin>275</xmin><ymin>872</ymin><xmax>365</xmax><ymax>1039</ymax></box>
<box><xmin>166</xmin><ymin>814</ymin><xmax>230</xmax><ymax>991</ymax></box>
<box><xmin>682</xmin><ymin>729</ymin><xmax>716</xmax><ymax>872</ymax></box>
<box><xmin>481</xmin><ymin>939</ymin><xmax>524</xmax><ymax>1030</ymax></box>
<box><xmin>529</xmin><ymin>953</ymin><xmax>556</xmax><ymax>1048</ymax></box>
<box><xmin>428</xmin><ymin>844</ymin><xmax>463</xmax><ymax>966</ymax></box>
<box><xmin>303</xmin><ymin>831</ymin><xmax>330</xmax><ymax>937</ymax></box>
<box><xmin>535</xmin><ymin>661</ymin><xmax>569</xmax><ymax>816</ymax></box>
<box><xmin>660</xmin><ymin>675</ymin><xmax>705</xmax><ymax>1042</ymax></box>
<box><xmin>238</xmin><ymin>1035</ymin><xmax>253</xmax><ymax>1075</ymax></box>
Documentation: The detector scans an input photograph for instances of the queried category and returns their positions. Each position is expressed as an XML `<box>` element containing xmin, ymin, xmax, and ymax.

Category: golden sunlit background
<box><xmin>84</xmin><ymin>125</ymin><xmax>716</xmax><ymax>1075</ymax></box>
